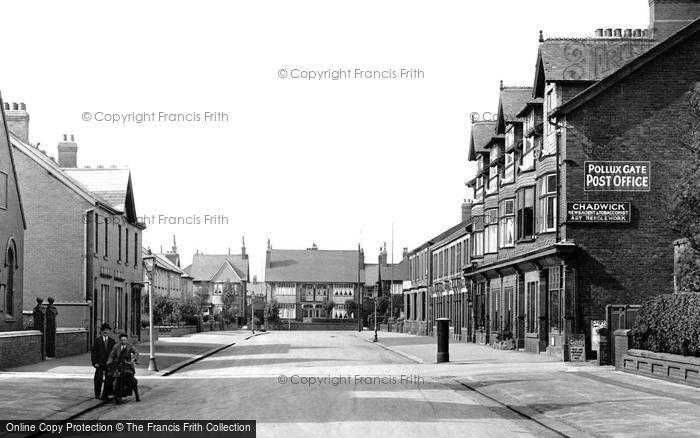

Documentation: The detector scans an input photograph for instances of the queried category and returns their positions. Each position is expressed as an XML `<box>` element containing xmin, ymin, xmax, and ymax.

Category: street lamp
<box><xmin>373</xmin><ymin>296</ymin><xmax>378</xmax><ymax>342</ymax></box>
<box><xmin>143</xmin><ymin>255</ymin><xmax>158</xmax><ymax>372</ymax></box>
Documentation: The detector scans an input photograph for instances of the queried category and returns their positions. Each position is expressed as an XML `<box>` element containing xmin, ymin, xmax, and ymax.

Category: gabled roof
<box><xmin>266</xmin><ymin>249</ymin><xmax>360</xmax><ymax>283</ymax></box>
<box><xmin>10</xmin><ymin>134</ymin><xmax>123</xmax><ymax>215</ymax></box>
<box><xmin>497</xmin><ymin>87</ymin><xmax>531</xmax><ymax>134</ymax></box>
<box><xmin>189</xmin><ymin>254</ymin><xmax>249</xmax><ymax>282</ymax></box>
<box><xmin>0</xmin><ymin>94</ymin><xmax>26</xmax><ymax>229</ymax></box>
<box><xmin>363</xmin><ymin>260</ymin><xmax>408</xmax><ymax>286</ymax></box>
<box><xmin>556</xmin><ymin>17</ymin><xmax>700</xmax><ymax>116</ymax></box>
<box><xmin>516</xmin><ymin>98</ymin><xmax>544</xmax><ymax>118</ymax></box>
<box><xmin>63</xmin><ymin>167</ymin><xmax>132</xmax><ymax>209</ymax></box>
<box><xmin>409</xmin><ymin>219</ymin><xmax>471</xmax><ymax>254</ymax></box>
<box><xmin>144</xmin><ymin>249</ymin><xmax>184</xmax><ymax>275</ymax></box>
<box><xmin>533</xmin><ymin>38</ymin><xmax>656</xmax><ymax>97</ymax></box>
<box><xmin>468</xmin><ymin>121</ymin><xmax>497</xmax><ymax>161</ymax></box>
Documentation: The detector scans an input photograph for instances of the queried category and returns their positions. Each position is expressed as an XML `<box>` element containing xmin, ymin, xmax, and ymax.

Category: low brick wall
<box><xmin>56</xmin><ymin>328</ymin><xmax>88</xmax><ymax>358</ymax></box>
<box><xmin>0</xmin><ymin>330</ymin><xmax>43</xmax><ymax>369</ymax></box>
<box><xmin>621</xmin><ymin>349</ymin><xmax>700</xmax><ymax>386</ymax></box>
<box><xmin>286</xmin><ymin>322</ymin><xmax>359</xmax><ymax>331</ymax></box>
<box><xmin>157</xmin><ymin>325</ymin><xmax>198</xmax><ymax>337</ymax></box>
<box><xmin>614</xmin><ymin>329</ymin><xmax>633</xmax><ymax>367</ymax></box>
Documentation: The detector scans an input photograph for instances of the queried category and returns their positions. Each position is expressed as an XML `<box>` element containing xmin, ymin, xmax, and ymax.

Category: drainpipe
<box><xmin>84</xmin><ymin>208</ymin><xmax>94</xmax><ymax>347</ymax></box>
<box><xmin>548</xmin><ymin>114</ymin><xmax>565</xmax><ymax>243</ymax></box>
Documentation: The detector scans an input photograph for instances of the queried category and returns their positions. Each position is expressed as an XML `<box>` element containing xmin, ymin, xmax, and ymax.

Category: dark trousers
<box><xmin>113</xmin><ymin>374</ymin><xmax>139</xmax><ymax>402</ymax></box>
<box><xmin>94</xmin><ymin>366</ymin><xmax>110</xmax><ymax>397</ymax></box>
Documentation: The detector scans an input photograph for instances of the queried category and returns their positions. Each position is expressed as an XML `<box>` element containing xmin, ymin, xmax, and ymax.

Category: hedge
<box><xmin>632</xmin><ymin>293</ymin><xmax>700</xmax><ymax>356</ymax></box>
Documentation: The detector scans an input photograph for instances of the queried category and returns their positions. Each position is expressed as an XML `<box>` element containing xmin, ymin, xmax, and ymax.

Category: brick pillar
<box><xmin>538</xmin><ymin>270</ymin><xmax>548</xmax><ymax>352</ymax></box>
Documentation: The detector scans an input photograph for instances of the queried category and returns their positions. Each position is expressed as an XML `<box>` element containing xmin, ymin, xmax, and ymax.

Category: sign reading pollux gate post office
<box><xmin>584</xmin><ymin>161</ymin><xmax>650</xmax><ymax>191</ymax></box>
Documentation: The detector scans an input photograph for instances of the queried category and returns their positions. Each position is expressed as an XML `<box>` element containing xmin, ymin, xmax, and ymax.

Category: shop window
<box><xmin>549</xmin><ymin>267</ymin><xmax>562</xmax><ymax>333</ymax></box>
<box><xmin>516</xmin><ymin>187</ymin><xmax>535</xmax><ymax>240</ymax></box>
<box><xmin>526</xmin><ymin>281</ymin><xmax>538</xmax><ymax>333</ymax></box>
<box><xmin>538</xmin><ymin>174</ymin><xmax>557</xmax><ymax>233</ymax></box>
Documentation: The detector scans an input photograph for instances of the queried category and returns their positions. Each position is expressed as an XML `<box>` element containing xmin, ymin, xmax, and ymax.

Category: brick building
<box><xmin>402</xmin><ymin>0</ymin><xmax>700</xmax><ymax>360</ymax></box>
<box><xmin>265</xmin><ymin>242</ymin><xmax>362</xmax><ymax>321</ymax></box>
<box><xmin>363</xmin><ymin>244</ymin><xmax>408</xmax><ymax>311</ymax></box>
<box><xmin>0</xmin><ymin>99</ymin><xmax>25</xmax><ymax>332</ymax></box>
<box><xmin>11</xmin><ymin>129</ymin><xmax>146</xmax><ymax>342</ymax></box>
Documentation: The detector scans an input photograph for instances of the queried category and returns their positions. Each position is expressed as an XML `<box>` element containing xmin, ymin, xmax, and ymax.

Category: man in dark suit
<box><xmin>91</xmin><ymin>323</ymin><xmax>116</xmax><ymax>400</ymax></box>
<box><xmin>107</xmin><ymin>332</ymin><xmax>140</xmax><ymax>404</ymax></box>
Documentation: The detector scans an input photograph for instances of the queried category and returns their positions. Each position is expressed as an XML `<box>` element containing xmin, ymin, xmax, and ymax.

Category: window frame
<box><xmin>499</xmin><ymin>199</ymin><xmax>515</xmax><ymax>248</ymax></box>
<box><xmin>516</xmin><ymin>186</ymin><xmax>536</xmax><ymax>241</ymax></box>
<box><xmin>538</xmin><ymin>174</ymin><xmax>557</xmax><ymax>233</ymax></box>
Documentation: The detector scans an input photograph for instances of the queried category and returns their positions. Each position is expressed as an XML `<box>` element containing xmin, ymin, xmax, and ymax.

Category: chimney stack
<box><xmin>57</xmin><ymin>134</ymin><xmax>78</xmax><ymax>168</ymax></box>
<box><xmin>308</xmin><ymin>243</ymin><xmax>318</xmax><ymax>250</ymax></box>
<box><xmin>649</xmin><ymin>0</ymin><xmax>700</xmax><ymax>41</ymax></box>
<box><xmin>241</xmin><ymin>236</ymin><xmax>247</xmax><ymax>259</ymax></box>
<box><xmin>265</xmin><ymin>239</ymin><xmax>272</xmax><ymax>270</ymax></box>
<box><xmin>379</xmin><ymin>243</ymin><xmax>388</xmax><ymax>266</ymax></box>
<box><xmin>462</xmin><ymin>199</ymin><xmax>473</xmax><ymax>223</ymax></box>
<box><xmin>402</xmin><ymin>247</ymin><xmax>409</xmax><ymax>260</ymax></box>
<box><xmin>4</xmin><ymin>101</ymin><xmax>30</xmax><ymax>144</ymax></box>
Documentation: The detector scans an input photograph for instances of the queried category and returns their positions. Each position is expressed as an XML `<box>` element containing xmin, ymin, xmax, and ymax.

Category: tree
<box><xmin>322</xmin><ymin>300</ymin><xmax>336</xmax><ymax>318</ymax></box>
<box><xmin>669</xmin><ymin>84</ymin><xmax>700</xmax><ymax>253</ymax></box>
<box><xmin>220</xmin><ymin>281</ymin><xmax>238</xmax><ymax>323</ymax></box>
<box><xmin>391</xmin><ymin>294</ymin><xmax>404</xmax><ymax>318</ymax></box>
<box><xmin>265</xmin><ymin>300</ymin><xmax>281</xmax><ymax>327</ymax></box>
<box><xmin>344</xmin><ymin>299</ymin><xmax>358</xmax><ymax>319</ymax></box>
<box><xmin>668</xmin><ymin>85</ymin><xmax>700</xmax><ymax>291</ymax></box>
<box><xmin>153</xmin><ymin>296</ymin><xmax>180</xmax><ymax>325</ymax></box>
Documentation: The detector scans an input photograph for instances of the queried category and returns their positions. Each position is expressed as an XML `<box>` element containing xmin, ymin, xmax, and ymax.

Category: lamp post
<box><xmin>143</xmin><ymin>255</ymin><xmax>158</xmax><ymax>372</ymax></box>
<box><xmin>373</xmin><ymin>296</ymin><xmax>378</xmax><ymax>342</ymax></box>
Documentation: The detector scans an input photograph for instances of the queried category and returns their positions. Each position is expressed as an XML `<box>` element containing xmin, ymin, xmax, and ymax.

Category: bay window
<box><xmin>472</xmin><ymin>232</ymin><xmax>484</xmax><ymax>258</ymax></box>
<box><xmin>499</xmin><ymin>199</ymin><xmax>515</xmax><ymax>247</ymax></box>
<box><xmin>538</xmin><ymin>174</ymin><xmax>557</xmax><ymax>233</ymax></box>
<box><xmin>475</xmin><ymin>176</ymin><xmax>484</xmax><ymax>201</ymax></box>
<box><xmin>485</xmin><ymin>209</ymin><xmax>498</xmax><ymax>254</ymax></box>
<box><xmin>486</xmin><ymin>164</ymin><xmax>498</xmax><ymax>194</ymax></box>
<box><xmin>503</xmin><ymin>151</ymin><xmax>514</xmax><ymax>184</ymax></box>
<box><xmin>516</xmin><ymin>187</ymin><xmax>535</xmax><ymax>240</ymax></box>
<box><xmin>520</xmin><ymin>137</ymin><xmax>535</xmax><ymax>171</ymax></box>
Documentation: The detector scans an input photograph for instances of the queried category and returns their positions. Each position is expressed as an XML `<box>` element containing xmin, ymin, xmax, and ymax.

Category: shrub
<box><xmin>632</xmin><ymin>293</ymin><xmax>700</xmax><ymax>356</ymax></box>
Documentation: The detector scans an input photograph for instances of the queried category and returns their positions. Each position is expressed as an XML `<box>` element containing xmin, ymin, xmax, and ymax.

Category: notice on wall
<box><xmin>566</xmin><ymin>202</ymin><xmax>631</xmax><ymax>223</ymax></box>
<box><xmin>568</xmin><ymin>334</ymin><xmax>586</xmax><ymax>362</ymax></box>
<box><xmin>584</xmin><ymin>161</ymin><xmax>650</xmax><ymax>191</ymax></box>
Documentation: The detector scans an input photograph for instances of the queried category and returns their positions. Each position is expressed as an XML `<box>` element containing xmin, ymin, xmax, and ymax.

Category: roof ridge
<box><xmin>501</xmin><ymin>85</ymin><xmax>532</xmax><ymax>90</ymax></box>
<box><xmin>544</xmin><ymin>37</ymin><xmax>655</xmax><ymax>42</ymax></box>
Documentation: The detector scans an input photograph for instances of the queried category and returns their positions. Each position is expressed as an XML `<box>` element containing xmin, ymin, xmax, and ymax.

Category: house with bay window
<box><xmin>265</xmin><ymin>242</ymin><xmax>362</xmax><ymax>321</ymax></box>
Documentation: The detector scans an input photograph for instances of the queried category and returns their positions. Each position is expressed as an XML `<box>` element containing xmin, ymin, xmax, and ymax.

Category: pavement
<box><xmin>359</xmin><ymin>330</ymin><xmax>700</xmax><ymax>437</ymax></box>
<box><xmin>0</xmin><ymin>330</ymin><xmax>255</xmax><ymax>426</ymax></box>
<box><xmin>4</xmin><ymin>329</ymin><xmax>700</xmax><ymax>437</ymax></box>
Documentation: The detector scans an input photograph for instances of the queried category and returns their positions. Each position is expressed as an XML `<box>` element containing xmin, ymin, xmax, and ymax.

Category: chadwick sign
<box><xmin>567</xmin><ymin>202</ymin><xmax>631</xmax><ymax>223</ymax></box>
<box><xmin>584</xmin><ymin>161</ymin><xmax>650</xmax><ymax>191</ymax></box>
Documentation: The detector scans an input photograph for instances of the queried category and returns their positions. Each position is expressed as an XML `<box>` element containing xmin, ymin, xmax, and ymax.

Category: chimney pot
<box><xmin>613</xmin><ymin>28</ymin><xmax>622</xmax><ymax>37</ymax></box>
<box><xmin>63</xmin><ymin>134</ymin><xmax>67</xmax><ymax>141</ymax></box>
<box><xmin>632</xmin><ymin>29</ymin><xmax>642</xmax><ymax>37</ymax></box>
<box><xmin>594</xmin><ymin>28</ymin><xmax>604</xmax><ymax>37</ymax></box>
<box><xmin>19</xmin><ymin>103</ymin><xmax>25</xmax><ymax>110</ymax></box>
<box><xmin>642</xmin><ymin>29</ymin><xmax>649</xmax><ymax>38</ymax></box>
<box><xmin>70</xmin><ymin>134</ymin><xmax>74</xmax><ymax>141</ymax></box>
<box><xmin>623</xmin><ymin>28</ymin><xmax>632</xmax><ymax>37</ymax></box>
<box><xmin>604</xmin><ymin>28</ymin><xmax>613</xmax><ymax>37</ymax></box>
<box><xmin>11</xmin><ymin>103</ymin><xmax>18</xmax><ymax>110</ymax></box>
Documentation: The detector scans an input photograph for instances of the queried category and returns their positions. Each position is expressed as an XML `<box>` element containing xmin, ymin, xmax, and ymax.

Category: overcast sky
<box><xmin>0</xmin><ymin>0</ymin><xmax>648</xmax><ymax>277</ymax></box>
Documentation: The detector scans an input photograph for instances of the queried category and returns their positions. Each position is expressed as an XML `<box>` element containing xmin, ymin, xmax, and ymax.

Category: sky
<box><xmin>0</xmin><ymin>0</ymin><xmax>649</xmax><ymax>278</ymax></box>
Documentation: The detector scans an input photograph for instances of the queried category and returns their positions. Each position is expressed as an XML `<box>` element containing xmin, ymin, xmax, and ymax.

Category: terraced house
<box><xmin>403</xmin><ymin>0</ymin><xmax>700</xmax><ymax>361</ymax></box>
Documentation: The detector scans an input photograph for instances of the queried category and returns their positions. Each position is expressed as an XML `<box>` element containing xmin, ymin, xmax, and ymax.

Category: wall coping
<box><xmin>0</xmin><ymin>330</ymin><xmax>42</xmax><ymax>338</ymax></box>
<box><xmin>627</xmin><ymin>349</ymin><xmax>700</xmax><ymax>367</ymax></box>
<box><xmin>57</xmin><ymin>328</ymin><xmax>88</xmax><ymax>334</ymax></box>
<box><xmin>614</xmin><ymin>329</ymin><xmax>631</xmax><ymax>336</ymax></box>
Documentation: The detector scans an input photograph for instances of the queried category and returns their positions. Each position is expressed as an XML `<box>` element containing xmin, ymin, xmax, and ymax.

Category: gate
<box><xmin>606</xmin><ymin>304</ymin><xmax>641</xmax><ymax>365</ymax></box>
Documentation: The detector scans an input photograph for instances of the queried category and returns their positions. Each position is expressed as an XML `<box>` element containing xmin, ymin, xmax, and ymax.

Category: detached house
<box><xmin>185</xmin><ymin>243</ymin><xmax>249</xmax><ymax>316</ymax></box>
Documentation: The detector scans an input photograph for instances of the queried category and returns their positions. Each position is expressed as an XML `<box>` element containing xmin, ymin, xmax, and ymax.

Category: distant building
<box><xmin>0</xmin><ymin>99</ymin><xmax>26</xmax><ymax>332</ymax></box>
<box><xmin>143</xmin><ymin>248</ymin><xmax>187</xmax><ymax>299</ymax></box>
<box><xmin>265</xmin><ymin>241</ymin><xmax>362</xmax><ymax>320</ymax></box>
<box><xmin>11</xmin><ymin>126</ymin><xmax>145</xmax><ymax>341</ymax></box>
<box><xmin>185</xmin><ymin>240</ymin><xmax>249</xmax><ymax>316</ymax></box>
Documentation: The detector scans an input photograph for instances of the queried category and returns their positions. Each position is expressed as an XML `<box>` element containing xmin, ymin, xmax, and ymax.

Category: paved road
<box><xmin>74</xmin><ymin>331</ymin><xmax>559</xmax><ymax>438</ymax></box>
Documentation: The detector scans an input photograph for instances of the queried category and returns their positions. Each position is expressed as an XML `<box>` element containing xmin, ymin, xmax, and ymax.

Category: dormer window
<box><xmin>505</xmin><ymin>127</ymin><xmax>515</xmax><ymax>150</ymax></box>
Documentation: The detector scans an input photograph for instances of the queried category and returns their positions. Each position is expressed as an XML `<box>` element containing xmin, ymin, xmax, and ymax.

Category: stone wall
<box><xmin>0</xmin><ymin>330</ymin><xmax>42</xmax><ymax>369</ymax></box>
